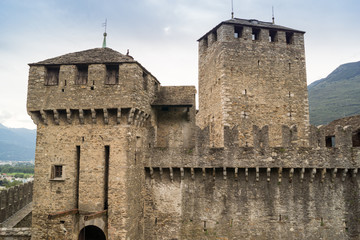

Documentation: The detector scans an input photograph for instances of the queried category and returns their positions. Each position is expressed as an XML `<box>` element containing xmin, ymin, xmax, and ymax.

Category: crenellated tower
<box><xmin>196</xmin><ymin>18</ymin><xmax>310</xmax><ymax>147</ymax></box>
<box><xmin>27</xmin><ymin>47</ymin><xmax>159</xmax><ymax>240</ymax></box>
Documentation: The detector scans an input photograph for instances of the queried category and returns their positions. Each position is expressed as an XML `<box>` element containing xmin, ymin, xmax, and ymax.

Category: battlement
<box><xmin>147</xmin><ymin>124</ymin><xmax>360</xmax><ymax>169</ymax></box>
<box><xmin>0</xmin><ymin>182</ymin><xmax>33</xmax><ymax>224</ymax></box>
<box><xmin>199</xmin><ymin>18</ymin><xmax>305</xmax><ymax>52</ymax></box>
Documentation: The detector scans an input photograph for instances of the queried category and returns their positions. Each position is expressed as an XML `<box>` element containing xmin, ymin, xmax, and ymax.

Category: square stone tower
<box><xmin>27</xmin><ymin>48</ymin><xmax>159</xmax><ymax>240</ymax></box>
<box><xmin>196</xmin><ymin>18</ymin><xmax>310</xmax><ymax>147</ymax></box>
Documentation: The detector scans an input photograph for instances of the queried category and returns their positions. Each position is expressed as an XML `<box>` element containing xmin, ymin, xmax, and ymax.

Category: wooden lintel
<box><xmin>48</xmin><ymin>209</ymin><xmax>78</xmax><ymax>220</ymax></box>
<box><xmin>84</xmin><ymin>210</ymin><xmax>107</xmax><ymax>221</ymax></box>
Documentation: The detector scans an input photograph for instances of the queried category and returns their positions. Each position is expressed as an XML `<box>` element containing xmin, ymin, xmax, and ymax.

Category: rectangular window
<box><xmin>51</xmin><ymin>165</ymin><xmax>63</xmax><ymax>179</ymax></box>
<box><xmin>212</xmin><ymin>30</ymin><xmax>217</xmax><ymax>41</ymax></box>
<box><xmin>286</xmin><ymin>32</ymin><xmax>294</xmax><ymax>44</ymax></box>
<box><xmin>105</xmin><ymin>65</ymin><xmax>119</xmax><ymax>84</ymax></box>
<box><xmin>45</xmin><ymin>66</ymin><xmax>60</xmax><ymax>85</ymax></box>
<box><xmin>252</xmin><ymin>28</ymin><xmax>260</xmax><ymax>41</ymax></box>
<box><xmin>234</xmin><ymin>26</ymin><xmax>243</xmax><ymax>38</ymax></box>
<box><xmin>76</xmin><ymin>65</ymin><xmax>88</xmax><ymax>85</ymax></box>
<box><xmin>269</xmin><ymin>30</ymin><xmax>277</xmax><ymax>42</ymax></box>
<box><xmin>325</xmin><ymin>136</ymin><xmax>335</xmax><ymax>147</ymax></box>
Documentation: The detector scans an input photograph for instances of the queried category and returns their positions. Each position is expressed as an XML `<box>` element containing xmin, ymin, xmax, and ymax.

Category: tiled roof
<box><xmin>29</xmin><ymin>47</ymin><xmax>135</xmax><ymax>66</ymax></box>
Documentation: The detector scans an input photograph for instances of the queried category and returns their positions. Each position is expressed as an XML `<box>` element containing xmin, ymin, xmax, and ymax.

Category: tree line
<box><xmin>0</xmin><ymin>163</ymin><xmax>34</xmax><ymax>174</ymax></box>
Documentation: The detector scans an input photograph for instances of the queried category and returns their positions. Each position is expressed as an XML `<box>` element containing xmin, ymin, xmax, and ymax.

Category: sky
<box><xmin>0</xmin><ymin>0</ymin><xmax>359</xmax><ymax>129</ymax></box>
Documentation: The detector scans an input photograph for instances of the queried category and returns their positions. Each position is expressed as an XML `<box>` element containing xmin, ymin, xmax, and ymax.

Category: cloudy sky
<box><xmin>1</xmin><ymin>0</ymin><xmax>359</xmax><ymax>129</ymax></box>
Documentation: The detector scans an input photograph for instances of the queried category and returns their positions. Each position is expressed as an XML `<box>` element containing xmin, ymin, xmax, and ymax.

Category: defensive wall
<box><xmin>0</xmin><ymin>181</ymin><xmax>33</xmax><ymax>240</ymax></box>
<box><xmin>143</xmin><ymin>125</ymin><xmax>360</xmax><ymax>239</ymax></box>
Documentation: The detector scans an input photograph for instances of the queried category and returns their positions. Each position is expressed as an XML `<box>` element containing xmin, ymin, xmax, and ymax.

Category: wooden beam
<box><xmin>48</xmin><ymin>209</ymin><xmax>78</xmax><ymax>220</ymax></box>
<box><xmin>84</xmin><ymin>210</ymin><xmax>107</xmax><ymax>221</ymax></box>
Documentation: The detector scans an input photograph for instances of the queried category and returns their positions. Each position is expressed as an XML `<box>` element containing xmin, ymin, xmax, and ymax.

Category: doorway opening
<box><xmin>79</xmin><ymin>225</ymin><xmax>106</xmax><ymax>240</ymax></box>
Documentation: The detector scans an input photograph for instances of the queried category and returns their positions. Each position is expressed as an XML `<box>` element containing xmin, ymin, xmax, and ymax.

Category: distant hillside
<box><xmin>0</xmin><ymin>123</ymin><xmax>36</xmax><ymax>161</ymax></box>
<box><xmin>308</xmin><ymin>61</ymin><xmax>360</xmax><ymax>126</ymax></box>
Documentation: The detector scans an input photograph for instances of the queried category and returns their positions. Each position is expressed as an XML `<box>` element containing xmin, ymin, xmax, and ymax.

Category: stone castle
<box><xmin>26</xmin><ymin>18</ymin><xmax>360</xmax><ymax>239</ymax></box>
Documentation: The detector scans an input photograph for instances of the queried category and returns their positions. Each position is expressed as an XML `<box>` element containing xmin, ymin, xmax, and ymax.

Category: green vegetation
<box><xmin>0</xmin><ymin>163</ymin><xmax>34</xmax><ymax>174</ymax></box>
<box><xmin>308</xmin><ymin>61</ymin><xmax>360</xmax><ymax>126</ymax></box>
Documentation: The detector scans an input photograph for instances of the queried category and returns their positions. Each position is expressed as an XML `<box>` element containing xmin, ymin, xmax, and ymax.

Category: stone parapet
<box><xmin>0</xmin><ymin>182</ymin><xmax>33</xmax><ymax>224</ymax></box>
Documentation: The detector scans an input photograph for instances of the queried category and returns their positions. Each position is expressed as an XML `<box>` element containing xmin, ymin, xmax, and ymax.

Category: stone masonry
<box><xmin>26</xmin><ymin>18</ymin><xmax>360</xmax><ymax>240</ymax></box>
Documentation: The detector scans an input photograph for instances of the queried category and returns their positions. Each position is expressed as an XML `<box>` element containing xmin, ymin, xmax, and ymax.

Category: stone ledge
<box><xmin>0</xmin><ymin>227</ymin><xmax>31</xmax><ymax>236</ymax></box>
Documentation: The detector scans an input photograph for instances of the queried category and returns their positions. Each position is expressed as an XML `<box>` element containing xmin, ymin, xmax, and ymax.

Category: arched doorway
<box><xmin>78</xmin><ymin>225</ymin><xmax>106</xmax><ymax>240</ymax></box>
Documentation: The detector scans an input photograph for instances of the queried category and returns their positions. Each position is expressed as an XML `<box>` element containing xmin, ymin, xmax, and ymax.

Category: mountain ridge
<box><xmin>0</xmin><ymin>123</ymin><xmax>36</xmax><ymax>161</ymax></box>
<box><xmin>308</xmin><ymin>60</ymin><xmax>360</xmax><ymax>126</ymax></box>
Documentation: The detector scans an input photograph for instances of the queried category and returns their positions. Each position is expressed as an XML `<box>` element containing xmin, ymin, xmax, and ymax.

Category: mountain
<box><xmin>0</xmin><ymin>123</ymin><xmax>36</xmax><ymax>161</ymax></box>
<box><xmin>308</xmin><ymin>61</ymin><xmax>360</xmax><ymax>126</ymax></box>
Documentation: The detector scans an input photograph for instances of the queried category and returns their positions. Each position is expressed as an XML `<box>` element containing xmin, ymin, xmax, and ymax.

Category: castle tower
<box><xmin>27</xmin><ymin>48</ymin><xmax>160</xmax><ymax>240</ymax></box>
<box><xmin>196</xmin><ymin>18</ymin><xmax>310</xmax><ymax>147</ymax></box>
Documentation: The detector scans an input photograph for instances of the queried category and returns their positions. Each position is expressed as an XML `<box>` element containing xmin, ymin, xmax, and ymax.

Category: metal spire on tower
<box><xmin>272</xmin><ymin>6</ymin><xmax>275</xmax><ymax>24</ymax></box>
<box><xmin>102</xmin><ymin>19</ymin><xmax>107</xmax><ymax>48</ymax></box>
<box><xmin>231</xmin><ymin>0</ymin><xmax>234</xmax><ymax>19</ymax></box>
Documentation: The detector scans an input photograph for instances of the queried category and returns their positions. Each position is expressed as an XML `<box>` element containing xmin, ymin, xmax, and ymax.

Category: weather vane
<box><xmin>102</xmin><ymin>18</ymin><xmax>107</xmax><ymax>48</ymax></box>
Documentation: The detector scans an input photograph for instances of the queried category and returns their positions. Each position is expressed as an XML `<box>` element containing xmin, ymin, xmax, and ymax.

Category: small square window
<box><xmin>105</xmin><ymin>65</ymin><xmax>119</xmax><ymax>84</ymax></box>
<box><xmin>234</xmin><ymin>26</ymin><xmax>243</xmax><ymax>38</ymax></box>
<box><xmin>51</xmin><ymin>165</ymin><xmax>63</xmax><ymax>179</ymax></box>
<box><xmin>269</xmin><ymin>30</ymin><xmax>277</xmax><ymax>42</ymax></box>
<box><xmin>45</xmin><ymin>66</ymin><xmax>60</xmax><ymax>86</ymax></box>
<box><xmin>76</xmin><ymin>65</ymin><xmax>88</xmax><ymax>85</ymax></box>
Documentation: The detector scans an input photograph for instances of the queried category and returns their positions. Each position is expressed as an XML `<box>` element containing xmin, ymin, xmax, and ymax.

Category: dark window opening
<box><xmin>143</xmin><ymin>72</ymin><xmax>148</xmax><ymax>91</ymax></box>
<box><xmin>269</xmin><ymin>30</ymin><xmax>277</xmax><ymax>42</ymax></box>
<box><xmin>105</xmin><ymin>65</ymin><xmax>119</xmax><ymax>84</ymax></box>
<box><xmin>161</xmin><ymin>107</ymin><xmax>169</xmax><ymax>111</ymax></box>
<box><xmin>76</xmin><ymin>65</ymin><xmax>88</xmax><ymax>85</ymax></box>
<box><xmin>154</xmin><ymin>82</ymin><xmax>159</xmax><ymax>92</ymax></box>
<box><xmin>51</xmin><ymin>165</ymin><xmax>63</xmax><ymax>179</ymax></box>
<box><xmin>353</xmin><ymin>130</ymin><xmax>360</xmax><ymax>147</ymax></box>
<box><xmin>252</xmin><ymin>28</ymin><xmax>260</xmax><ymax>41</ymax></box>
<box><xmin>45</xmin><ymin>66</ymin><xmax>60</xmax><ymax>85</ymax></box>
<box><xmin>326</xmin><ymin>136</ymin><xmax>335</xmax><ymax>147</ymax></box>
<box><xmin>234</xmin><ymin>26</ymin><xmax>243</xmax><ymax>38</ymax></box>
<box><xmin>286</xmin><ymin>32</ymin><xmax>294</xmax><ymax>44</ymax></box>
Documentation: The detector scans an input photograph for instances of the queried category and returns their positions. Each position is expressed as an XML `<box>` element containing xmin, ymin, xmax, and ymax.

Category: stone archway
<box><xmin>78</xmin><ymin>225</ymin><xmax>106</xmax><ymax>240</ymax></box>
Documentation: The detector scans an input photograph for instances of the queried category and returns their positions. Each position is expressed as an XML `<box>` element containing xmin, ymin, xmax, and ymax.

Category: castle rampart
<box><xmin>0</xmin><ymin>182</ymin><xmax>33</xmax><ymax>224</ymax></box>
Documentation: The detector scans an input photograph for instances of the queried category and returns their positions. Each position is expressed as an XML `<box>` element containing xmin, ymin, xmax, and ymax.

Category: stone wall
<box><xmin>0</xmin><ymin>182</ymin><xmax>33</xmax><ymax>224</ymax></box>
<box><xmin>143</xmin><ymin>125</ymin><xmax>360</xmax><ymax>239</ymax></box>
